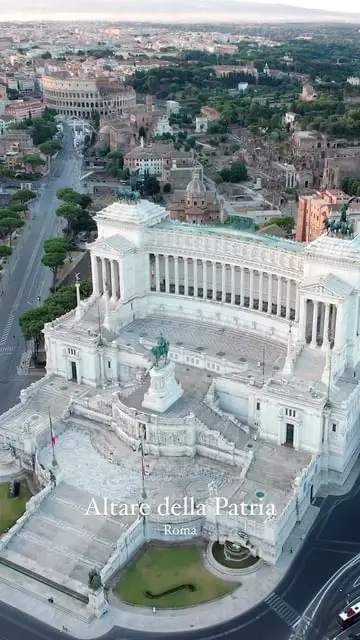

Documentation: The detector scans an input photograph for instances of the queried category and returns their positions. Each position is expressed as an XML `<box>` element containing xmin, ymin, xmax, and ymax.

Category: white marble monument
<box><xmin>142</xmin><ymin>358</ymin><xmax>183</xmax><ymax>413</ymax></box>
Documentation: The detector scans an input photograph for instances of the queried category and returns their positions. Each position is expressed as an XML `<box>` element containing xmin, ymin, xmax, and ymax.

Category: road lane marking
<box><xmin>354</xmin><ymin>577</ymin><xmax>360</xmax><ymax>587</ymax></box>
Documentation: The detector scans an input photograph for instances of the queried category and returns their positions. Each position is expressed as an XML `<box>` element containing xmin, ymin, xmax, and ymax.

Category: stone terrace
<box><xmin>0</xmin><ymin>483</ymin><xmax>134</xmax><ymax>586</ymax></box>
<box><xmin>117</xmin><ymin>315</ymin><xmax>286</xmax><ymax>381</ymax></box>
<box><xmin>121</xmin><ymin>364</ymin><xmax>250</xmax><ymax>449</ymax></box>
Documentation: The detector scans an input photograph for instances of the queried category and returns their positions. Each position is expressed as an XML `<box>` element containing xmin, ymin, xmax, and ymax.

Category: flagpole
<box><xmin>139</xmin><ymin>435</ymin><xmax>147</xmax><ymax>500</ymax></box>
<box><xmin>49</xmin><ymin>408</ymin><xmax>58</xmax><ymax>468</ymax></box>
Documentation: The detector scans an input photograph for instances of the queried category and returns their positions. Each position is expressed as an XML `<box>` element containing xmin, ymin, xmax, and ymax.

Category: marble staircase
<box><xmin>193</xmin><ymin>402</ymin><xmax>249</xmax><ymax>449</ymax></box>
<box><xmin>0</xmin><ymin>482</ymin><xmax>130</xmax><ymax>587</ymax></box>
<box><xmin>293</xmin><ymin>346</ymin><xmax>326</xmax><ymax>383</ymax></box>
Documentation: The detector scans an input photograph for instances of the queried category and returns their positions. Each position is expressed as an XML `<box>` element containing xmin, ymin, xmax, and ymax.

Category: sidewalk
<box><xmin>0</xmin><ymin>506</ymin><xmax>320</xmax><ymax>638</ymax></box>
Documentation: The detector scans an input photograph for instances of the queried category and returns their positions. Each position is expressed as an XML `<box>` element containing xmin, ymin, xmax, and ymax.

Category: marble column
<box><xmin>91</xmin><ymin>254</ymin><xmax>99</xmax><ymax>295</ymax></box>
<box><xmin>322</xmin><ymin>302</ymin><xmax>330</xmax><ymax>350</ymax></box>
<box><xmin>330</xmin><ymin>304</ymin><xmax>336</xmax><ymax>340</ymax></box>
<box><xmin>267</xmin><ymin>273</ymin><xmax>273</xmax><ymax>314</ymax></box>
<box><xmin>299</xmin><ymin>297</ymin><xmax>307</xmax><ymax>342</ymax></box>
<box><xmin>295</xmin><ymin>284</ymin><xmax>300</xmax><ymax>323</ymax></box>
<box><xmin>101</xmin><ymin>258</ymin><xmax>107</xmax><ymax>294</ymax></box>
<box><xmin>249</xmin><ymin>269</ymin><xmax>254</xmax><ymax>309</ymax></box>
<box><xmin>203</xmin><ymin>260</ymin><xmax>207</xmax><ymax>299</ymax></box>
<box><xmin>165</xmin><ymin>255</ymin><xmax>170</xmax><ymax>293</ymax></box>
<box><xmin>212</xmin><ymin>262</ymin><xmax>217</xmax><ymax>301</ymax></box>
<box><xmin>334</xmin><ymin>305</ymin><xmax>342</xmax><ymax>348</ymax></box>
<box><xmin>184</xmin><ymin>257</ymin><xmax>188</xmax><ymax>295</ymax></box>
<box><xmin>286</xmin><ymin>279</ymin><xmax>291</xmax><ymax>320</ymax></box>
<box><xmin>311</xmin><ymin>300</ymin><xmax>319</xmax><ymax>348</ymax></box>
<box><xmin>259</xmin><ymin>271</ymin><xmax>263</xmax><ymax>313</ymax></box>
<box><xmin>221</xmin><ymin>263</ymin><xmax>226</xmax><ymax>303</ymax></box>
<box><xmin>110</xmin><ymin>260</ymin><xmax>117</xmax><ymax>300</ymax></box>
<box><xmin>193</xmin><ymin>259</ymin><xmax>198</xmax><ymax>297</ymax></box>
<box><xmin>277</xmin><ymin>276</ymin><xmax>282</xmax><ymax>317</ymax></box>
<box><xmin>231</xmin><ymin>265</ymin><xmax>235</xmax><ymax>305</ymax></box>
<box><xmin>174</xmin><ymin>257</ymin><xmax>179</xmax><ymax>294</ymax></box>
<box><xmin>240</xmin><ymin>267</ymin><xmax>245</xmax><ymax>307</ymax></box>
<box><xmin>155</xmin><ymin>254</ymin><xmax>160</xmax><ymax>292</ymax></box>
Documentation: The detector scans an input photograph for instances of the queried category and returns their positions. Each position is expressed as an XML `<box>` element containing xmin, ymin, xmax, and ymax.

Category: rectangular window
<box><xmin>256</xmin><ymin>402</ymin><xmax>260</xmax><ymax>411</ymax></box>
<box><xmin>108</xmin><ymin>361</ymin><xmax>111</xmax><ymax>369</ymax></box>
<box><xmin>332</xmin><ymin>423</ymin><xmax>337</xmax><ymax>432</ymax></box>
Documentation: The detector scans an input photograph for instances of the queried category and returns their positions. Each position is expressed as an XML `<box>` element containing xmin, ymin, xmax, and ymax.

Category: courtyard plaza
<box><xmin>0</xmin><ymin>353</ymin><xmax>312</xmax><ymax>596</ymax></box>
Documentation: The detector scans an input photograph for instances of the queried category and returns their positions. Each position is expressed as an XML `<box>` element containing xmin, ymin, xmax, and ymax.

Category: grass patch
<box><xmin>114</xmin><ymin>545</ymin><xmax>238</xmax><ymax>608</ymax></box>
<box><xmin>0</xmin><ymin>481</ymin><xmax>31</xmax><ymax>533</ymax></box>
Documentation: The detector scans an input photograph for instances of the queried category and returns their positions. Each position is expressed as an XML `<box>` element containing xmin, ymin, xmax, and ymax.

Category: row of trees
<box><xmin>19</xmin><ymin>279</ymin><xmax>92</xmax><ymax>355</ymax></box>
<box><xmin>0</xmin><ymin>188</ymin><xmax>36</xmax><ymax>247</ymax></box>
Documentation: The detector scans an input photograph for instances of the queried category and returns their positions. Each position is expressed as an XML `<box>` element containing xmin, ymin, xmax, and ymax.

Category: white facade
<box><xmin>9</xmin><ymin>198</ymin><xmax>360</xmax><ymax>565</ymax></box>
<box><xmin>195</xmin><ymin>116</ymin><xmax>208</xmax><ymax>133</ymax></box>
<box><xmin>166</xmin><ymin>100</ymin><xmax>180</xmax><ymax>116</ymax></box>
<box><xmin>154</xmin><ymin>115</ymin><xmax>173</xmax><ymax>136</ymax></box>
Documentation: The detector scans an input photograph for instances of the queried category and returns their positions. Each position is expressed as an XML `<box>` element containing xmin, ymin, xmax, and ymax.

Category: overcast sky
<box><xmin>1</xmin><ymin>0</ymin><xmax>359</xmax><ymax>20</ymax></box>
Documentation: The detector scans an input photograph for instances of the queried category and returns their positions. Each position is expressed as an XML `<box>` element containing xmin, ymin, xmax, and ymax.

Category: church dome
<box><xmin>185</xmin><ymin>169</ymin><xmax>206</xmax><ymax>198</ymax></box>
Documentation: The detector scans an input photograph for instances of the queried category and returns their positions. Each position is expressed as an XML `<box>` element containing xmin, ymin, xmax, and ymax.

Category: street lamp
<box><xmin>137</xmin><ymin>427</ymin><xmax>147</xmax><ymax>500</ymax></box>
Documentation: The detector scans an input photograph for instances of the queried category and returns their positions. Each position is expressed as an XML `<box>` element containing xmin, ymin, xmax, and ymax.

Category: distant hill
<box><xmin>2</xmin><ymin>0</ymin><xmax>360</xmax><ymax>22</ymax></box>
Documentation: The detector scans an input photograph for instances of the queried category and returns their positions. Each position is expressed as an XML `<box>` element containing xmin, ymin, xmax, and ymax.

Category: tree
<box><xmin>106</xmin><ymin>151</ymin><xmax>124</xmax><ymax>178</ymax></box>
<box><xmin>219</xmin><ymin>161</ymin><xmax>248</xmax><ymax>183</ymax></box>
<box><xmin>11</xmin><ymin>189</ymin><xmax>36</xmax><ymax>204</ymax></box>
<box><xmin>41</xmin><ymin>51</ymin><xmax>52</xmax><ymax>59</ymax></box>
<box><xmin>265</xmin><ymin>216</ymin><xmax>294</xmax><ymax>234</ymax></box>
<box><xmin>23</xmin><ymin>154</ymin><xmax>46</xmax><ymax>173</ymax></box>
<box><xmin>19</xmin><ymin>307</ymin><xmax>48</xmax><ymax>354</ymax></box>
<box><xmin>39</xmin><ymin>139</ymin><xmax>62</xmax><ymax>157</ymax></box>
<box><xmin>0</xmin><ymin>214</ymin><xmax>23</xmax><ymax>246</ymax></box>
<box><xmin>56</xmin><ymin>188</ymin><xmax>91</xmax><ymax>210</ymax></box>
<box><xmin>56</xmin><ymin>193</ymin><xmax>95</xmax><ymax>238</ymax></box>
<box><xmin>42</xmin><ymin>237</ymin><xmax>69</xmax><ymax>284</ymax></box>
<box><xmin>19</xmin><ymin>279</ymin><xmax>92</xmax><ymax>355</ymax></box>
<box><xmin>0</xmin><ymin>245</ymin><xmax>12</xmax><ymax>258</ymax></box>
<box><xmin>143</xmin><ymin>175</ymin><xmax>161</xmax><ymax>197</ymax></box>
<box><xmin>163</xmin><ymin>182</ymin><xmax>172</xmax><ymax>193</ymax></box>
<box><xmin>8</xmin><ymin>203</ymin><xmax>28</xmax><ymax>214</ymax></box>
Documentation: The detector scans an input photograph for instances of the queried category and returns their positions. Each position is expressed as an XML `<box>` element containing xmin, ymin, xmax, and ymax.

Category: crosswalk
<box><xmin>0</xmin><ymin>346</ymin><xmax>16</xmax><ymax>355</ymax></box>
<box><xmin>0</xmin><ymin>311</ymin><xmax>15</xmax><ymax>346</ymax></box>
<box><xmin>265</xmin><ymin>592</ymin><xmax>301</xmax><ymax>627</ymax></box>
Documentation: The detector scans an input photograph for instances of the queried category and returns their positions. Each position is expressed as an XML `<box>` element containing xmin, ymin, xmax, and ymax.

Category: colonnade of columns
<box><xmin>151</xmin><ymin>254</ymin><xmax>298</xmax><ymax>320</ymax></box>
<box><xmin>91</xmin><ymin>255</ymin><xmax>121</xmax><ymax>300</ymax></box>
<box><xmin>304</xmin><ymin>299</ymin><xmax>337</xmax><ymax>349</ymax></box>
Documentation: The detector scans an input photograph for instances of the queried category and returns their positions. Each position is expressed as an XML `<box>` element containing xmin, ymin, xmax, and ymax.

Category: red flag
<box><xmin>50</xmin><ymin>433</ymin><xmax>56</xmax><ymax>446</ymax></box>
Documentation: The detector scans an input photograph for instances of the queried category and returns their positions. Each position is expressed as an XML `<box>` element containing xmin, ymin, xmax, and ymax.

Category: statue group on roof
<box><xmin>323</xmin><ymin>196</ymin><xmax>355</xmax><ymax>238</ymax></box>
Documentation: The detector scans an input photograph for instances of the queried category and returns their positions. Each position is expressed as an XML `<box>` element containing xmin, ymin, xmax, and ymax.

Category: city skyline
<box><xmin>1</xmin><ymin>0</ymin><xmax>360</xmax><ymax>21</ymax></box>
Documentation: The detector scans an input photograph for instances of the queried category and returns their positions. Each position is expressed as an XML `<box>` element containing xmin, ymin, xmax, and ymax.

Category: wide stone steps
<box><xmin>45</xmin><ymin>495</ymin><xmax>127</xmax><ymax>536</ymax></box>
<box><xmin>0</xmin><ymin>564</ymin><xmax>91</xmax><ymax>623</ymax></box>
<box><xmin>29</xmin><ymin>513</ymin><xmax>113</xmax><ymax>548</ymax></box>
<box><xmin>293</xmin><ymin>346</ymin><xmax>325</xmax><ymax>382</ymax></box>
<box><xmin>6</xmin><ymin>530</ymin><xmax>102</xmax><ymax>570</ymax></box>
<box><xmin>194</xmin><ymin>402</ymin><xmax>249</xmax><ymax>449</ymax></box>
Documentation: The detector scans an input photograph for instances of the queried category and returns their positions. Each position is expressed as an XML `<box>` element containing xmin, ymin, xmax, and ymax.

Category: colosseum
<box><xmin>41</xmin><ymin>74</ymin><xmax>136</xmax><ymax>119</ymax></box>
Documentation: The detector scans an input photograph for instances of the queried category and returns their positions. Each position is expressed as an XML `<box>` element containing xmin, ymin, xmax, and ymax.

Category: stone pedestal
<box><xmin>87</xmin><ymin>587</ymin><xmax>108</xmax><ymax>618</ymax></box>
<box><xmin>142</xmin><ymin>360</ymin><xmax>183</xmax><ymax>413</ymax></box>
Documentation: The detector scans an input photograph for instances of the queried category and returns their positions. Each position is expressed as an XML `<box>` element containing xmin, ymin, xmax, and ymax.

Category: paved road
<box><xmin>2</xmin><ymin>475</ymin><xmax>360</xmax><ymax>639</ymax></box>
<box><xmin>0</xmin><ymin>125</ymin><xmax>82</xmax><ymax>414</ymax></box>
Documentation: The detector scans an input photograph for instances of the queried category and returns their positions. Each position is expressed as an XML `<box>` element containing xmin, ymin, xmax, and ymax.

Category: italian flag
<box><xmin>49</xmin><ymin>409</ymin><xmax>56</xmax><ymax>446</ymax></box>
